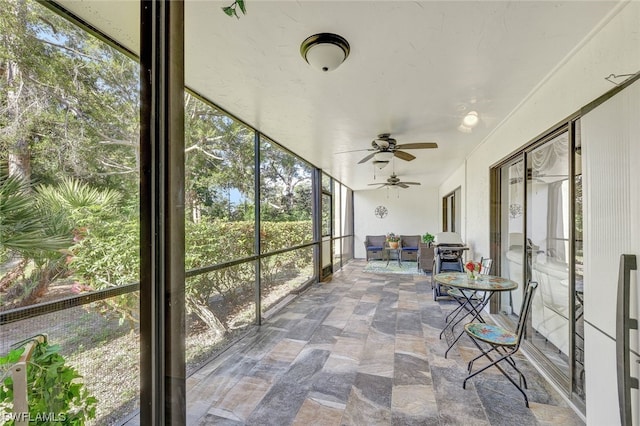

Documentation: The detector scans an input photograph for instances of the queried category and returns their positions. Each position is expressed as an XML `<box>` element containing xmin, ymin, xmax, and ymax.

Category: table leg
<box><xmin>442</xmin><ymin>291</ymin><xmax>493</xmax><ymax>358</ymax></box>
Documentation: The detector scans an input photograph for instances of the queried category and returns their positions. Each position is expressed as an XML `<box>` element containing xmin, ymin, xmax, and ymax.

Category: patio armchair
<box><xmin>364</xmin><ymin>235</ymin><xmax>386</xmax><ymax>261</ymax></box>
<box><xmin>400</xmin><ymin>235</ymin><xmax>420</xmax><ymax>262</ymax></box>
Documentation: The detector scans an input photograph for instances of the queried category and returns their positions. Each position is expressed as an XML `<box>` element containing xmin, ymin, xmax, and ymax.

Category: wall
<box><xmin>354</xmin><ymin>186</ymin><xmax>439</xmax><ymax>259</ymax></box>
<box><xmin>582</xmin><ymin>78</ymin><xmax>640</xmax><ymax>426</ymax></box>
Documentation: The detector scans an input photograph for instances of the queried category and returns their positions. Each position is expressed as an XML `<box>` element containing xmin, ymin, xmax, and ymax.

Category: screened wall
<box><xmin>0</xmin><ymin>1</ymin><xmax>354</xmax><ymax>424</ymax></box>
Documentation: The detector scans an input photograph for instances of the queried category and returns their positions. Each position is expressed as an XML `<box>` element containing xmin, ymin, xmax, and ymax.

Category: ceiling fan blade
<box><xmin>397</xmin><ymin>183</ymin><xmax>409</xmax><ymax>189</ymax></box>
<box><xmin>335</xmin><ymin>148</ymin><xmax>375</xmax><ymax>154</ymax></box>
<box><xmin>395</xmin><ymin>142</ymin><xmax>438</xmax><ymax>150</ymax></box>
<box><xmin>358</xmin><ymin>152</ymin><xmax>377</xmax><ymax>164</ymax></box>
<box><xmin>367</xmin><ymin>183</ymin><xmax>387</xmax><ymax>186</ymax></box>
<box><xmin>399</xmin><ymin>182</ymin><xmax>420</xmax><ymax>185</ymax></box>
<box><xmin>394</xmin><ymin>150</ymin><xmax>416</xmax><ymax>161</ymax></box>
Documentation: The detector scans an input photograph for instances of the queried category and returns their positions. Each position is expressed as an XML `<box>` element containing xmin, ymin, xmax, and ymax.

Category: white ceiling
<box><xmin>55</xmin><ymin>0</ymin><xmax>619</xmax><ymax>190</ymax></box>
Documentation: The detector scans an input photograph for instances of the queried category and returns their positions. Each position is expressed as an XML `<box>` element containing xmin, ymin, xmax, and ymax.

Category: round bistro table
<box><xmin>434</xmin><ymin>272</ymin><xmax>518</xmax><ymax>357</ymax></box>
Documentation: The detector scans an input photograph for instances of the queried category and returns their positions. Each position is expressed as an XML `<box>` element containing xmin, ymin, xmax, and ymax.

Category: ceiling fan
<box><xmin>345</xmin><ymin>133</ymin><xmax>438</xmax><ymax>164</ymax></box>
<box><xmin>368</xmin><ymin>173</ymin><xmax>420</xmax><ymax>189</ymax></box>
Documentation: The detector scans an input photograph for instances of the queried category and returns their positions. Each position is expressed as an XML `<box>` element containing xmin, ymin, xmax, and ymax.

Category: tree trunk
<box><xmin>0</xmin><ymin>258</ymin><xmax>28</xmax><ymax>291</ymax></box>
<box><xmin>5</xmin><ymin>59</ymin><xmax>31</xmax><ymax>182</ymax></box>
<box><xmin>185</xmin><ymin>294</ymin><xmax>227</xmax><ymax>339</ymax></box>
<box><xmin>16</xmin><ymin>263</ymin><xmax>58</xmax><ymax>307</ymax></box>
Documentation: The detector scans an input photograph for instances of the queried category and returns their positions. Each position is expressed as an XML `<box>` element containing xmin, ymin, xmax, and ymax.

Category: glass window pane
<box><xmin>333</xmin><ymin>181</ymin><xmax>342</xmax><ymax>238</ymax></box>
<box><xmin>185</xmin><ymin>263</ymin><xmax>256</xmax><ymax>370</ymax></box>
<box><xmin>322</xmin><ymin>173</ymin><xmax>331</xmax><ymax>193</ymax></box>
<box><xmin>341</xmin><ymin>186</ymin><xmax>353</xmax><ymax>236</ymax></box>
<box><xmin>260</xmin><ymin>247</ymin><xmax>314</xmax><ymax>317</ymax></box>
<box><xmin>259</xmin><ymin>137</ymin><xmax>313</xmax><ymax>253</ymax></box>
<box><xmin>343</xmin><ymin>236</ymin><xmax>354</xmax><ymax>262</ymax></box>
<box><xmin>333</xmin><ymin>238</ymin><xmax>342</xmax><ymax>271</ymax></box>
<box><xmin>573</xmin><ymin>119</ymin><xmax>585</xmax><ymax>398</ymax></box>
<box><xmin>499</xmin><ymin>160</ymin><xmax>525</xmax><ymax>316</ymax></box>
<box><xmin>526</xmin><ymin>131</ymin><xmax>570</xmax><ymax>375</ymax></box>
<box><xmin>322</xmin><ymin>237</ymin><xmax>332</xmax><ymax>269</ymax></box>
<box><xmin>0</xmin><ymin>294</ymin><xmax>140</xmax><ymax>424</ymax></box>
<box><xmin>185</xmin><ymin>98</ymin><xmax>255</xmax><ymax>264</ymax></box>
<box><xmin>1</xmin><ymin>3</ymin><xmax>141</xmax><ymax>422</ymax></box>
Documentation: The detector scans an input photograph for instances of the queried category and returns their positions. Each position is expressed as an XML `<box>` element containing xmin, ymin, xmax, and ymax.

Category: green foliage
<box><xmin>422</xmin><ymin>232</ymin><xmax>435</xmax><ymax>244</ymax></box>
<box><xmin>0</xmin><ymin>171</ymin><xmax>70</xmax><ymax>260</ymax></box>
<box><xmin>222</xmin><ymin>0</ymin><xmax>246</xmax><ymax>18</ymax></box>
<box><xmin>0</xmin><ymin>337</ymin><xmax>97</xmax><ymax>425</ymax></box>
<box><xmin>184</xmin><ymin>219</ymin><xmax>312</xmax><ymax>328</ymax></box>
<box><xmin>1</xmin><ymin>0</ymin><xmax>140</xmax><ymax>194</ymax></box>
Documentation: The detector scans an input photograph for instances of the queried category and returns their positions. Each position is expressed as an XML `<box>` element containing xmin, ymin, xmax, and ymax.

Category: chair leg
<box><xmin>463</xmin><ymin>343</ymin><xmax>530</xmax><ymax>407</ymax></box>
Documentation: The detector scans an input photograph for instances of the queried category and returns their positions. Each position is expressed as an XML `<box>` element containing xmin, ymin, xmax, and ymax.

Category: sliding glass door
<box><xmin>495</xmin><ymin>124</ymin><xmax>584</xmax><ymax>405</ymax></box>
<box><xmin>526</xmin><ymin>131</ymin><xmax>571</xmax><ymax>372</ymax></box>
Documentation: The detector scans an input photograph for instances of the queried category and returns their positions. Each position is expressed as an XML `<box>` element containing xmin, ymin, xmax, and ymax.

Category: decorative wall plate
<box><xmin>374</xmin><ymin>205</ymin><xmax>388</xmax><ymax>219</ymax></box>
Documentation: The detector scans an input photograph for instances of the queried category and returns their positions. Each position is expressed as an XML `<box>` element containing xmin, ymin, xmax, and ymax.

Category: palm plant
<box><xmin>1</xmin><ymin>173</ymin><xmax>122</xmax><ymax>307</ymax></box>
<box><xmin>0</xmin><ymin>172</ymin><xmax>70</xmax><ymax>296</ymax></box>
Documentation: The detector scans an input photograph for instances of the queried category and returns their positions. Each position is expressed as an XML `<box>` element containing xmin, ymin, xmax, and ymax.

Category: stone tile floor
<box><xmin>186</xmin><ymin>260</ymin><xmax>584</xmax><ymax>425</ymax></box>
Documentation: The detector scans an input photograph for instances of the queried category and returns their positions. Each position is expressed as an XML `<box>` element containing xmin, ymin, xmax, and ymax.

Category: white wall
<box><xmin>354</xmin><ymin>186</ymin><xmax>439</xmax><ymax>259</ymax></box>
<box><xmin>582</xmin><ymin>78</ymin><xmax>640</xmax><ymax>426</ymax></box>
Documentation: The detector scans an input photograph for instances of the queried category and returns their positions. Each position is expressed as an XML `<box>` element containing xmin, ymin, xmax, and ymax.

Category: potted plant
<box><xmin>465</xmin><ymin>260</ymin><xmax>482</xmax><ymax>280</ymax></box>
<box><xmin>0</xmin><ymin>335</ymin><xmax>97</xmax><ymax>425</ymax></box>
<box><xmin>422</xmin><ymin>232</ymin><xmax>435</xmax><ymax>245</ymax></box>
<box><xmin>386</xmin><ymin>233</ymin><xmax>400</xmax><ymax>249</ymax></box>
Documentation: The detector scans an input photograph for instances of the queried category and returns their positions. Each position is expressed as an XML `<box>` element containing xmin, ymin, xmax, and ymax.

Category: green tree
<box><xmin>1</xmin><ymin>0</ymin><xmax>140</xmax><ymax>192</ymax></box>
<box><xmin>184</xmin><ymin>93</ymin><xmax>254</xmax><ymax>222</ymax></box>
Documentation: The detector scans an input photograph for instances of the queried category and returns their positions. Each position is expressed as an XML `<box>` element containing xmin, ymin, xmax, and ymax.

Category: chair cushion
<box><xmin>464</xmin><ymin>323</ymin><xmax>517</xmax><ymax>346</ymax></box>
<box><xmin>402</xmin><ymin>247</ymin><xmax>418</xmax><ymax>251</ymax></box>
<box><xmin>367</xmin><ymin>246</ymin><xmax>384</xmax><ymax>251</ymax></box>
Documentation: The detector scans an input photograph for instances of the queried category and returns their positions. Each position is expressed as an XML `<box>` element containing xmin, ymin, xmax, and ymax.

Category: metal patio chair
<box><xmin>463</xmin><ymin>281</ymin><xmax>538</xmax><ymax>407</ymax></box>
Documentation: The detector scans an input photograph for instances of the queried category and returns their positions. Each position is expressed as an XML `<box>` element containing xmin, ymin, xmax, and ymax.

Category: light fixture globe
<box><xmin>374</xmin><ymin>151</ymin><xmax>395</xmax><ymax>162</ymax></box>
<box><xmin>300</xmin><ymin>33</ymin><xmax>350</xmax><ymax>72</ymax></box>
<box><xmin>463</xmin><ymin>111</ymin><xmax>479</xmax><ymax>128</ymax></box>
<box><xmin>373</xmin><ymin>160</ymin><xmax>389</xmax><ymax>170</ymax></box>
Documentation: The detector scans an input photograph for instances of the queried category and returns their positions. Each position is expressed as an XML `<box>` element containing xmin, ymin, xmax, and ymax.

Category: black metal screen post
<box><xmin>254</xmin><ymin>131</ymin><xmax>262</xmax><ymax>325</ymax></box>
<box><xmin>312</xmin><ymin>168</ymin><xmax>322</xmax><ymax>281</ymax></box>
<box><xmin>140</xmin><ymin>1</ymin><xmax>185</xmax><ymax>424</ymax></box>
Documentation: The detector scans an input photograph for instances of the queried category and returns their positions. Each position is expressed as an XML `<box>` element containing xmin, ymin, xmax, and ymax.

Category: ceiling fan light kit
<box><xmin>300</xmin><ymin>33</ymin><xmax>350</xmax><ymax>72</ymax></box>
<box><xmin>374</xmin><ymin>151</ymin><xmax>395</xmax><ymax>162</ymax></box>
<box><xmin>373</xmin><ymin>160</ymin><xmax>389</xmax><ymax>170</ymax></box>
<box><xmin>368</xmin><ymin>173</ymin><xmax>421</xmax><ymax>190</ymax></box>
<box><xmin>347</xmin><ymin>133</ymin><xmax>438</xmax><ymax>165</ymax></box>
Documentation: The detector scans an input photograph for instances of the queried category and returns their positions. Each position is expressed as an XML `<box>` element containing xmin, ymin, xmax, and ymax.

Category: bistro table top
<box><xmin>434</xmin><ymin>272</ymin><xmax>517</xmax><ymax>292</ymax></box>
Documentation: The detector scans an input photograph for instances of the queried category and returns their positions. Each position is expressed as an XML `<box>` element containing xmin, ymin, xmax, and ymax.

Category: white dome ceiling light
<box><xmin>300</xmin><ymin>33</ymin><xmax>350</xmax><ymax>72</ymax></box>
<box><xmin>458</xmin><ymin>111</ymin><xmax>480</xmax><ymax>133</ymax></box>
<box><xmin>463</xmin><ymin>111</ymin><xmax>480</xmax><ymax>127</ymax></box>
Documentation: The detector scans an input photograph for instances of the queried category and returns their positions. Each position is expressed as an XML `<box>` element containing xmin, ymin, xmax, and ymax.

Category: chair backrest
<box><xmin>400</xmin><ymin>235</ymin><xmax>420</xmax><ymax>248</ymax></box>
<box><xmin>514</xmin><ymin>281</ymin><xmax>538</xmax><ymax>347</ymax></box>
<box><xmin>366</xmin><ymin>235</ymin><xmax>386</xmax><ymax>246</ymax></box>
<box><xmin>480</xmin><ymin>257</ymin><xmax>493</xmax><ymax>275</ymax></box>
